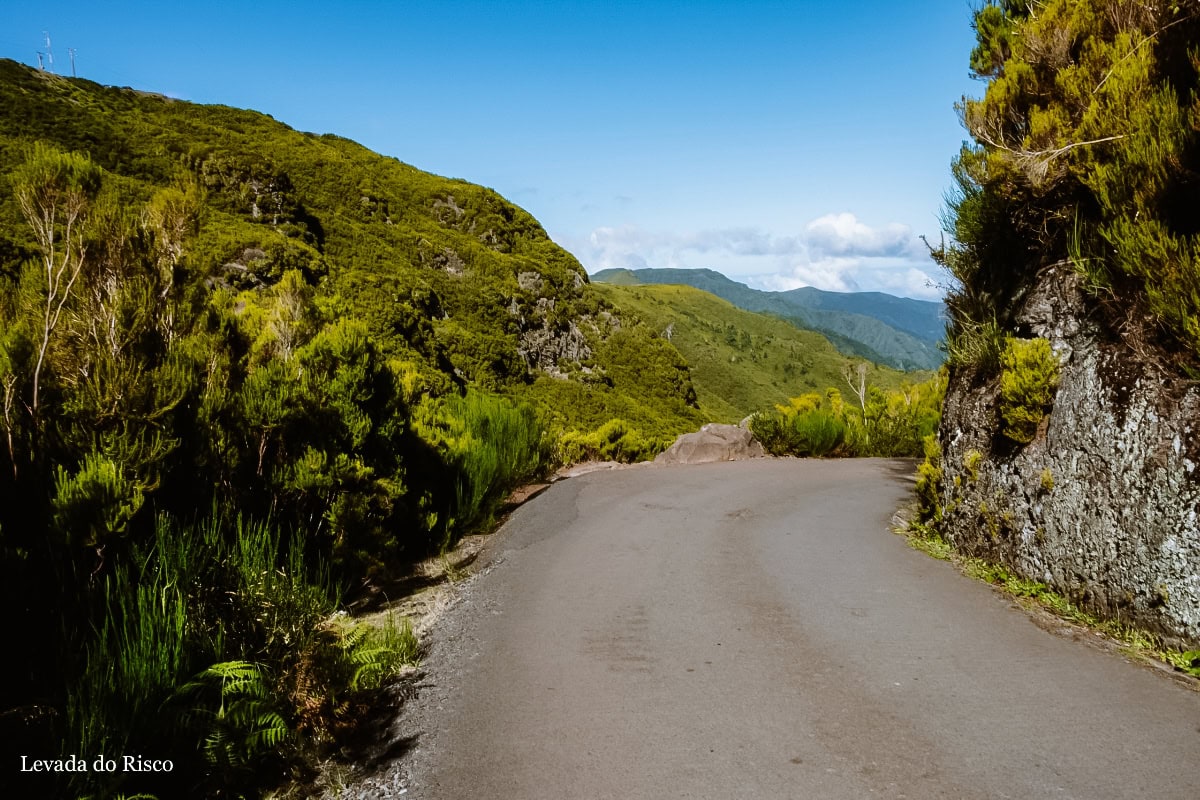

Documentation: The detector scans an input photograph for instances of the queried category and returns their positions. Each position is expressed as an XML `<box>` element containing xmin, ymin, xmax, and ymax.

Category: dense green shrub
<box><xmin>945</xmin><ymin>317</ymin><xmax>1004</xmax><ymax>373</ymax></box>
<box><xmin>914</xmin><ymin>434</ymin><xmax>944</xmax><ymax>523</ymax></box>
<box><xmin>750</xmin><ymin>372</ymin><xmax>945</xmax><ymax>459</ymax></box>
<box><xmin>413</xmin><ymin>390</ymin><xmax>548</xmax><ymax>545</ymax></box>
<box><xmin>751</xmin><ymin>404</ymin><xmax>848</xmax><ymax>457</ymax></box>
<box><xmin>937</xmin><ymin>1</ymin><xmax>1200</xmax><ymax>360</ymax></box>
<box><xmin>557</xmin><ymin>418</ymin><xmax>659</xmax><ymax>463</ymax></box>
<box><xmin>998</xmin><ymin>337</ymin><xmax>1060</xmax><ymax>444</ymax></box>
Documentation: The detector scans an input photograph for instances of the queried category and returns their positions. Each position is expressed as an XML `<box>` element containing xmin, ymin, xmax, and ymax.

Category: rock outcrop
<box><xmin>938</xmin><ymin>266</ymin><xmax>1200</xmax><ymax>645</ymax></box>
<box><xmin>654</xmin><ymin>423</ymin><xmax>766</xmax><ymax>465</ymax></box>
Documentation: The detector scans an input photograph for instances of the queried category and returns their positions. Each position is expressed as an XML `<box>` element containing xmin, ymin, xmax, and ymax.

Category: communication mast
<box><xmin>43</xmin><ymin>31</ymin><xmax>53</xmax><ymax>72</ymax></box>
<box><xmin>35</xmin><ymin>51</ymin><xmax>44</xmax><ymax>70</ymax></box>
<box><xmin>69</xmin><ymin>48</ymin><xmax>76</xmax><ymax>77</ymax></box>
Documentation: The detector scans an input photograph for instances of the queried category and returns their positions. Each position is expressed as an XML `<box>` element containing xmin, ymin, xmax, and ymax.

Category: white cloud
<box><xmin>573</xmin><ymin>212</ymin><xmax>944</xmax><ymax>301</ymax></box>
<box><xmin>804</xmin><ymin>213</ymin><xmax>925</xmax><ymax>259</ymax></box>
<box><xmin>760</xmin><ymin>257</ymin><xmax>862</xmax><ymax>293</ymax></box>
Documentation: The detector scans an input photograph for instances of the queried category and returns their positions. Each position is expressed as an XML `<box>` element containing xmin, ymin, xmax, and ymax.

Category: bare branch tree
<box><xmin>15</xmin><ymin>145</ymin><xmax>101</xmax><ymax>426</ymax></box>
<box><xmin>843</xmin><ymin>361</ymin><xmax>870</xmax><ymax>445</ymax></box>
<box><xmin>842</xmin><ymin>361</ymin><xmax>868</xmax><ymax>417</ymax></box>
<box><xmin>2</xmin><ymin>374</ymin><xmax>16</xmax><ymax>479</ymax></box>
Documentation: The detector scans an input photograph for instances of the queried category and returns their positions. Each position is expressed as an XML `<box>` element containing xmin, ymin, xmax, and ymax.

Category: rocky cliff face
<box><xmin>938</xmin><ymin>266</ymin><xmax>1200</xmax><ymax>646</ymax></box>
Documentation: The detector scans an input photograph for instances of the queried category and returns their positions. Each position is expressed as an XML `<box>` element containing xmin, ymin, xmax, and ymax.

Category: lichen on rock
<box><xmin>938</xmin><ymin>266</ymin><xmax>1200</xmax><ymax>645</ymax></box>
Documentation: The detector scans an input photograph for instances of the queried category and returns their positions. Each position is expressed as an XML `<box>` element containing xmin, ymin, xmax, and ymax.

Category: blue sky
<box><xmin>0</xmin><ymin>1</ymin><xmax>980</xmax><ymax>300</ymax></box>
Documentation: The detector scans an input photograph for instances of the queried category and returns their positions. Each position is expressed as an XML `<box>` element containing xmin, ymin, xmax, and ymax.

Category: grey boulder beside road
<box><xmin>653</xmin><ymin>422</ymin><xmax>765</xmax><ymax>465</ymax></box>
<box><xmin>347</xmin><ymin>459</ymin><xmax>1200</xmax><ymax>799</ymax></box>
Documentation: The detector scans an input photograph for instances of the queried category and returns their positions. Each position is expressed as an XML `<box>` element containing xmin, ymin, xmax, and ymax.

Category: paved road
<box><xmin>389</xmin><ymin>459</ymin><xmax>1200</xmax><ymax>799</ymax></box>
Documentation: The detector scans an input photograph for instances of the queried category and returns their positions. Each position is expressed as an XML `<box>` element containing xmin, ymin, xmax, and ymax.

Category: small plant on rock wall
<box><xmin>914</xmin><ymin>434</ymin><xmax>943</xmax><ymax>523</ymax></box>
<box><xmin>964</xmin><ymin>449</ymin><xmax>983</xmax><ymax>483</ymax></box>
<box><xmin>998</xmin><ymin>337</ymin><xmax>1060</xmax><ymax>445</ymax></box>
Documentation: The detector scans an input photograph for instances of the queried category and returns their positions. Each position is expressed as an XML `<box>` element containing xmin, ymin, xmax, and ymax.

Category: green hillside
<box><xmin>593</xmin><ymin>283</ymin><xmax>921</xmax><ymax>421</ymax></box>
<box><xmin>0</xmin><ymin>60</ymin><xmax>709</xmax><ymax>799</ymax></box>
<box><xmin>593</xmin><ymin>267</ymin><xmax>946</xmax><ymax>370</ymax></box>
<box><xmin>0</xmin><ymin>60</ymin><xmax>701</xmax><ymax>444</ymax></box>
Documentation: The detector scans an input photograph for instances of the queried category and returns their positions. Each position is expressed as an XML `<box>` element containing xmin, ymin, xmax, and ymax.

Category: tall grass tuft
<box><xmin>223</xmin><ymin>515</ymin><xmax>335</xmax><ymax>665</ymax></box>
<box><xmin>62</xmin><ymin>512</ymin><xmax>346</xmax><ymax>798</ymax></box>
<box><xmin>64</xmin><ymin>516</ymin><xmax>198</xmax><ymax>796</ymax></box>
<box><xmin>415</xmin><ymin>391</ymin><xmax>547</xmax><ymax>546</ymax></box>
<box><xmin>752</xmin><ymin>408</ymin><xmax>848</xmax><ymax>457</ymax></box>
<box><xmin>946</xmin><ymin>317</ymin><xmax>1004</xmax><ymax>373</ymax></box>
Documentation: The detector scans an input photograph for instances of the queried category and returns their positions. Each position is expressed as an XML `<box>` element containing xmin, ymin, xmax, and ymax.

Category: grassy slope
<box><xmin>0</xmin><ymin>60</ymin><xmax>703</xmax><ymax>441</ymax></box>
<box><xmin>594</xmin><ymin>267</ymin><xmax>945</xmax><ymax>370</ymax></box>
<box><xmin>593</xmin><ymin>283</ymin><xmax>924</xmax><ymax>422</ymax></box>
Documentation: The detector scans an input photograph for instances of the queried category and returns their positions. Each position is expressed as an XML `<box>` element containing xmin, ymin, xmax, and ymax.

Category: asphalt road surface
<box><xmin>384</xmin><ymin>459</ymin><xmax>1200</xmax><ymax>799</ymax></box>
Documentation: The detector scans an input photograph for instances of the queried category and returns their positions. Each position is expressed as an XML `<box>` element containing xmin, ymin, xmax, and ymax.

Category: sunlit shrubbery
<box><xmin>914</xmin><ymin>434</ymin><xmax>944</xmax><ymax>524</ymax></box>
<box><xmin>938</xmin><ymin>1</ymin><xmax>1200</xmax><ymax>360</ymax></box>
<box><xmin>750</xmin><ymin>372</ymin><xmax>945</xmax><ymax>459</ymax></box>
<box><xmin>0</xmin><ymin>145</ymin><xmax>548</xmax><ymax>799</ymax></box>
<box><xmin>750</xmin><ymin>393</ymin><xmax>849</xmax><ymax>457</ymax></box>
<box><xmin>413</xmin><ymin>390</ymin><xmax>548</xmax><ymax>544</ymax></box>
<box><xmin>556</xmin><ymin>418</ymin><xmax>660</xmax><ymax>463</ymax></box>
<box><xmin>998</xmin><ymin>336</ymin><xmax>1060</xmax><ymax>445</ymax></box>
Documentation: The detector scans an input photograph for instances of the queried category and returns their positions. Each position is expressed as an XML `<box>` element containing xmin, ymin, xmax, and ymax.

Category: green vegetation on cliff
<box><xmin>938</xmin><ymin>0</ymin><xmax>1200</xmax><ymax>364</ymax></box>
<box><xmin>919</xmin><ymin>0</ymin><xmax>1200</xmax><ymax>650</ymax></box>
<box><xmin>0</xmin><ymin>59</ymin><xmax>701</xmax><ymax>440</ymax></box>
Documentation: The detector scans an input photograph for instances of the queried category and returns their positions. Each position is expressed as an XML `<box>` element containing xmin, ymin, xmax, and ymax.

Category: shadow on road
<box><xmin>882</xmin><ymin>457</ymin><xmax>919</xmax><ymax>484</ymax></box>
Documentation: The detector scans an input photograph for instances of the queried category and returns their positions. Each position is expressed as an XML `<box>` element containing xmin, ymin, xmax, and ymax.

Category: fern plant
<box><xmin>173</xmin><ymin>660</ymin><xmax>291</xmax><ymax>772</ymax></box>
<box><xmin>347</xmin><ymin>614</ymin><xmax>420</xmax><ymax>690</ymax></box>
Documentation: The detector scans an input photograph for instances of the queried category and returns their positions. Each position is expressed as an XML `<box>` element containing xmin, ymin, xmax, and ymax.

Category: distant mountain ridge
<box><xmin>591</xmin><ymin>268</ymin><xmax>946</xmax><ymax>371</ymax></box>
<box><xmin>590</xmin><ymin>282</ymin><xmax>921</xmax><ymax>423</ymax></box>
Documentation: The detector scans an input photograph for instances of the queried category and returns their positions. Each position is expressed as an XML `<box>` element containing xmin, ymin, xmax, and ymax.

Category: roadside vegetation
<box><xmin>933</xmin><ymin>0</ymin><xmax>1200</xmax><ymax>372</ymax></box>
<box><xmin>0</xmin><ymin>57</ymin><xmax>953</xmax><ymax>800</ymax></box>
<box><xmin>749</xmin><ymin>370</ymin><xmax>945</xmax><ymax>459</ymax></box>
<box><xmin>0</xmin><ymin>142</ymin><xmax>548</xmax><ymax>799</ymax></box>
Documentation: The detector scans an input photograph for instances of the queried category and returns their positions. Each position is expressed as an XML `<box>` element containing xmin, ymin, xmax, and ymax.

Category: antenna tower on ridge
<box><xmin>69</xmin><ymin>48</ymin><xmax>77</xmax><ymax>77</ymax></box>
<box><xmin>43</xmin><ymin>31</ymin><xmax>54</xmax><ymax>72</ymax></box>
<box><xmin>35</xmin><ymin>52</ymin><xmax>44</xmax><ymax>70</ymax></box>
